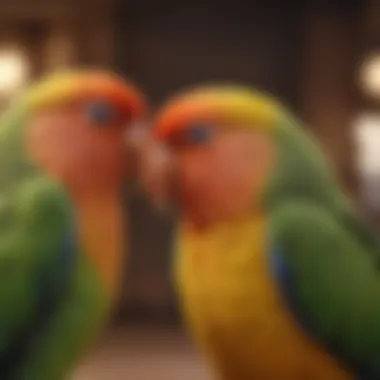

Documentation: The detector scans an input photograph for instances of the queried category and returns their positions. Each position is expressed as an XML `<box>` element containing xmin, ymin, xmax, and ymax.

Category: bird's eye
<box><xmin>184</xmin><ymin>123</ymin><xmax>214</xmax><ymax>144</ymax></box>
<box><xmin>167</xmin><ymin>123</ymin><xmax>214</xmax><ymax>148</ymax></box>
<box><xmin>85</xmin><ymin>101</ymin><xmax>115</xmax><ymax>126</ymax></box>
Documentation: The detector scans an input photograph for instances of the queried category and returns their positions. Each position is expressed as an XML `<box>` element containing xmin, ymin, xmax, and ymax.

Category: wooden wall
<box><xmin>301</xmin><ymin>2</ymin><xmax>364</xmax><ymax>196</ymax></box>
<box><xmin>0</xmin><ymin>0</ymin><xmax>116</xmax><ymax>80</ymax></box>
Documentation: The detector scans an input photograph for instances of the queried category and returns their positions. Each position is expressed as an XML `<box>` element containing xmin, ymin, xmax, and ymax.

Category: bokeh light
<box><xmin>0</xmin><ymin>49</ymin><xmax>28</xmax><ymax>96</ymax></box>
<box><xmin>361</xmin><ymin>53</ymin><xmax>380</xmax><ymax>99</ymax></box>
<box><xmin>354</xmin><ymin>112</ymin><xmax>380</xmax><ymax>209</ymax></box>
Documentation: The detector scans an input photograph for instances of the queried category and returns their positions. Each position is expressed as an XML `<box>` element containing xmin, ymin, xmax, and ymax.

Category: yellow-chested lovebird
<box><xmin>138</xmin><ymin>85</ymin><xmax>380</xmax><ymax>380</ymax></box>
<box><xmin>0</xmin><ymin>70</ymin><xmax>145</xmax><ymax>380</ymax></box>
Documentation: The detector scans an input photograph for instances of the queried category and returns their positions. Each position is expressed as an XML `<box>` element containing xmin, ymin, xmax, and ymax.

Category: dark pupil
<box><xmin>169</xmin><ymin>124</ymin><xmax>213</xmax><ymax>147</ymax></box>
<box><xmin>87</xmin><ymin>102</ymin><xmax>114</xmax><ymax>125</ymax></box>
<box><xmin>186</xmin><ymin>125</ymin><xmax>212</xmax><ymax>143</ymax></box>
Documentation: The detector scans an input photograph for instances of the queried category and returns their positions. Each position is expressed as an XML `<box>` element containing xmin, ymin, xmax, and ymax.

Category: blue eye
<box><xmin>86</xmin><ymin>101</ymin><xmax>115</xmax><ymax>126</ymax></box>
<box><xmin>185</xmin><ymin>124</ymin><xmax>213</xmax><ymax>144</ymax></box>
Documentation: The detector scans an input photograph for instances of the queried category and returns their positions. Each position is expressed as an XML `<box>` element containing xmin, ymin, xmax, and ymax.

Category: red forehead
<box><xmin>29</xmin><ymin>70</ymin><xmax>146</xmax><ymax>120</ymax></box>
<box><xmin>154</xmin><ymin>96</ymin><xmax>224</xmax><ymax>141</ymax></box>
<box><xmin>79</xmin><ymin>72</ymin><xmax>146</xmax><ymax>119</ymax></box>
<box><xmin>153</xmin><ymin>86</ymin><xmax>279</xmax><ymax>141</ymax></box>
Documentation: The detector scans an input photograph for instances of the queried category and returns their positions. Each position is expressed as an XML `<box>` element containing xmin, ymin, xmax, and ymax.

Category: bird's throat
<box><xmin>74</xmin><ymin>190</ymin><xmax>125</xmax><ymax>300</ymax></box>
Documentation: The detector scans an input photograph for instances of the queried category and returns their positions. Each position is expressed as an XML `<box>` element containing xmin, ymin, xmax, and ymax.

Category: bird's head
<box><xmin>140</xmin><ymin>86</ymin><xmax>281</xmax><ymax>228</ymax></box>
<box><xmin>24</xmin><ymin>70</ymin><xmax>146</xmax><ymax>195</ymax></box>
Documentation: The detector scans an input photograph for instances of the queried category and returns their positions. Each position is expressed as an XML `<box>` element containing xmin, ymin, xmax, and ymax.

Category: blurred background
<box><xmin>0</xmin><ymin>0</ymin><xmax>379</xmax><ymax>378</ymax></box>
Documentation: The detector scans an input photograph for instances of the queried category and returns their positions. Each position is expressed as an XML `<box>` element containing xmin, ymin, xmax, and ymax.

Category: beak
<box><xmin>139</xmin><ymin>138</ymin><xmax>174</xmax><ymax>209</ymax></box>
<box><xmin>125</xmin><ymin>120</ymin><xmax>150</xmax><ymax>152</ymax></box>
<box><xmin>125</xmin><ymin>121</ymin><xmax>174</xmax><ymax>208</ymax></box>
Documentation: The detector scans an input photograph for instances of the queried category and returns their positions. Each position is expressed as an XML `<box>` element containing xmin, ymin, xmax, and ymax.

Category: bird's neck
<box><xmin>181</xmin><ymin>213</ymin><xmax>265</xmax><ymax>244</ymax></box>
<box><xmin>73</xmin><ymin>188</ymin><xmax>125</xmax><ymax>300</ymax></box>
<box><xmin>178</xmin><ymin>214</ymin><xmax>267</xmax><ymax>270</ymax></box>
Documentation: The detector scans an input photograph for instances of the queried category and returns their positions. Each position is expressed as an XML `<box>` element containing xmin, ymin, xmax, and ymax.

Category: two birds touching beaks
<box><xmin>0</xmin><ymin>68</ymin><xmax>378</xmax><ymax>380</ymax></box>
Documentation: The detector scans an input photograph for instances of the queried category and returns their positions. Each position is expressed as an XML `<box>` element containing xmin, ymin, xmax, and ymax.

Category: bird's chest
<box><xmin>175</xmin><ymin>218</ymin><xmax>352</xmax><ymax>380</ymax></box>
<box><xmin>177</xmin><ymin>224</ymin><xmax>266</xmax><ymax>333</ymax></box>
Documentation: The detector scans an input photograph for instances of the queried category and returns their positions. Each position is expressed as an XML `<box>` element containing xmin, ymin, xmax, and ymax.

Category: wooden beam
<box><xmin>301</xmin><ymin>10</ymin><xmax>362</xmax><ymax>196</ymax></box>
<box><xmin>71</xmin><ymin>0</ymin><xmax>116</xmax><ymax>66</ymax></box>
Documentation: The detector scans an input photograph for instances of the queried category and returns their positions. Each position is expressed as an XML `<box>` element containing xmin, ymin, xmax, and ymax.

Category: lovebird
<box><xmin>0</xmin><ymin>70</ymin><xmax>145</xmax><ymax>379</ymax></box>
<box><xmin>138</xmin><ymin>85</ymin><xmax>380</xmax><ymax>380</ymax></box>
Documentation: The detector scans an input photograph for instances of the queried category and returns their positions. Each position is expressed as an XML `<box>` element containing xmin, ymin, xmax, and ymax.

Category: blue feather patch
<box><xmin>269</xmin><ymin>245</ymin><xmax>374</xmax><ymax>379</ymax></box>
<box><xmin>269</xmin><ymin>245</ymin><xmax>295</xmax><ymax>301</ymax></box>
<box><xmin>269</xmin><ymin>245</ymin><xmax>316</xmax><ymax>334</ymax></box>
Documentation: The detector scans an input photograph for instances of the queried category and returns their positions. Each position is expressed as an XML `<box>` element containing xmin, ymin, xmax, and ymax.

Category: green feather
<box><xmin>266</xmin><ymin>112</ymin><xmax>380</xmax><ymax>378</ymax></box>
<box><xmin>0</xmin><ymin>97</ymin><xmax>110</xmax><ymax>379</ymax></box>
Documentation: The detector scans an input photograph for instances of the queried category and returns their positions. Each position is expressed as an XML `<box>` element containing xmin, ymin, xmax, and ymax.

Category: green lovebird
<box><xmin>139</xmin><ymin>85</ymin><xmax>380</xmax><ymax>380</ymax></box>
<box><xmin>0</xmin><ymin>70</ymin><xmax>145</xmax><ymax>379</ymax></box>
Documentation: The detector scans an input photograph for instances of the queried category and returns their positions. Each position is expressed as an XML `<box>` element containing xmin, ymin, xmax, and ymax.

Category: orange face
<box><xmin>26</xmin><ymin>72</ymin><xmax>145</xmax><ymax>195</ymax></box>
<box><xmin>135</xmin><ymin>86</ymin><xmax>280</xmax><ymax>228</ymax></box>
<box><xmin>174</xmin><ymin>128</ymin><xmax>273</xmax><ymax>226</ymax></box>
<box><xmin>139</xmin><ymin>122</ymin><xmax>274</xmax><ymax>229</ymax></box>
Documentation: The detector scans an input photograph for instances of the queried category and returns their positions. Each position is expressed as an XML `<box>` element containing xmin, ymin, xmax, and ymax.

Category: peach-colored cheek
<box><xmin>177</xmin><ymin>149</ymin><xmax>226</xmax><ymax>215</ymax></box>
<box><xmin>213</xmin><ymin>134</ymin><xmax>273</xmax><ymax>211</ymax></box>
<box><xmin>204</xmin><ymin>148</ymin><xmax>243</xmax><ymax>211</ymax></box>
<box><xmin>95</xmin><ymin>136</ymin><xmax>127</xmax><ymax>179</ymax></box>
<box><xmin>179</xmin><ymin>132</ymin><xmax>274</xmax><ymax>220</ymax></box>
<box><xmin>27</xmin><ymin>115</ymin><xmax>72</xmax><ymax>176</ymax></box>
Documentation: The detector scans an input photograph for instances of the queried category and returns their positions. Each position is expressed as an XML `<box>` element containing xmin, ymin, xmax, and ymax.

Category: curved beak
<box><xmin>125</xmin><ymin>121</ymin><xmax>174</xmax><ymax>208</ymax></box>
<box><xmin>125</xmin><ymin>120</ymin><xmax>149</xmax><ymax>152</ymax></box>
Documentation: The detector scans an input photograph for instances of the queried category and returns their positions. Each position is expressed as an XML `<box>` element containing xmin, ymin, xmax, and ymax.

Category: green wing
<box><xmin>270</xmin><ymin>201</ymin><xmax>380</xmax><ymax>379</ymax></box>
<box><xmin>0</xmin><ymin>98</ymin><xmax>111</xmax><ymax>380</ymax></box>
<box><xmin>0</xmin><ymin>177</ymin><xmax>77</xmax><ymax>378</ymax></box>
<box><xmin>0</xmin><ymin>99</ymin><xmax>108</xmax><ymax>379</ymax></box>
<box><xmin>11</xmin><ymin>255</ymin><xmax>110</xmax><ymax>380</ymax></box>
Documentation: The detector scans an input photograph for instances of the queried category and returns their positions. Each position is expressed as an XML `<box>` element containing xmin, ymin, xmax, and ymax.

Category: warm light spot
<box><xmin>361</xmin><ymin>54</ymin><xmax>380</xmax><ymax>98</ymax></box>
<box><xmin>354</xmin><ymin>113</ymin><xmax>380</xmax><ymax>209</ymax></box>
<box><xmin>0</xmin><ymin>49</ymin><xmax>28</xmax><ymax>96</ymax></box>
